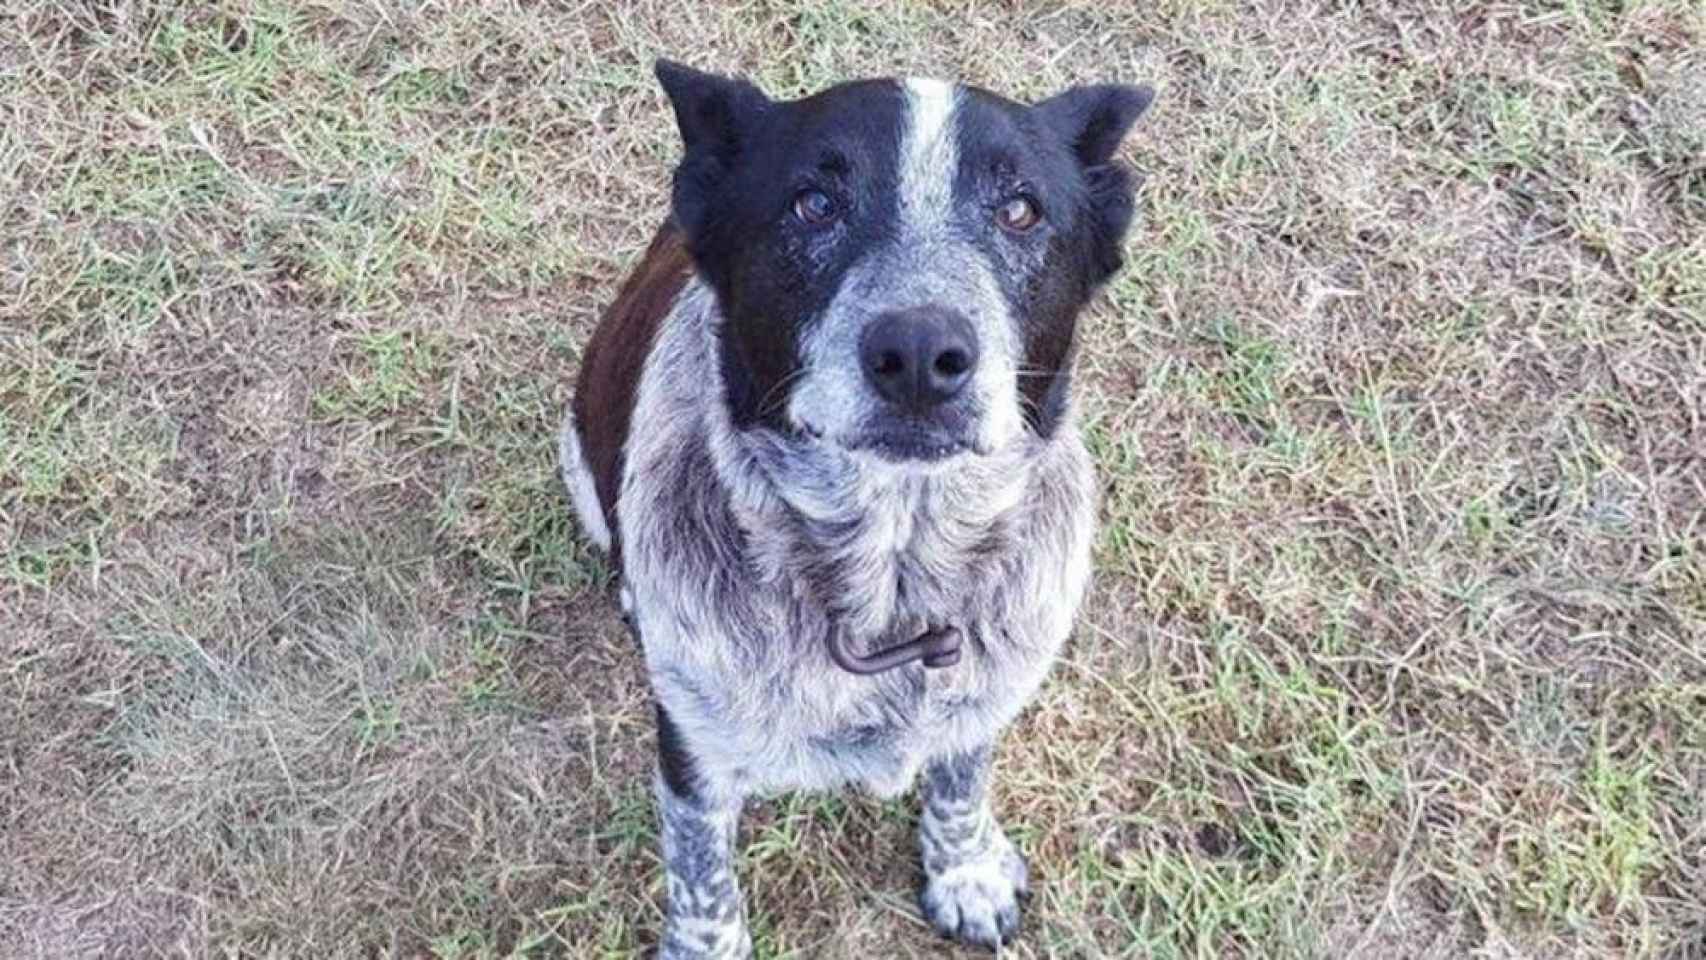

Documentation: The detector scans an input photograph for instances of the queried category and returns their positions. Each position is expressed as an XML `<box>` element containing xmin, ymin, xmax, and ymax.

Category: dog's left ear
<box><xmin>1036</xmin><ymin>84</ymin><xmax>1155</xmax><ymax>282</ymax></box>
<box><xmin>1035</xmin><ymin>83</ymin><xmax>1155</xmax><ymax>167</ymax></box>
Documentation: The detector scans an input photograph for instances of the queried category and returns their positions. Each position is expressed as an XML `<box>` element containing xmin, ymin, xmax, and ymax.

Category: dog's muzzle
<box><xmin>828</xmin><ymin>623</ymin><xmax>962</xmax><ymax>674</ymax></box>
<box><xmin>846</xmin><ymin>306</ymin><xmax>985</xmax><ymax>463</ymax></box>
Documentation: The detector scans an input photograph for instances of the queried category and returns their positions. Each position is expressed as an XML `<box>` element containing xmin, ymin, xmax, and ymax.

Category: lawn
<box><xmin>2</xmin><ymin>1</ymin><xmax>1702</xmax><ymax>958</ymax></box>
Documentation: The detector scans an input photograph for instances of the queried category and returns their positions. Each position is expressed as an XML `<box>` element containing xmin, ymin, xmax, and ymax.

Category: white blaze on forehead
<box><xmin>900</xmin><ymin>77</ymin><xmax>960</xmax><ymax>234</ymax></box>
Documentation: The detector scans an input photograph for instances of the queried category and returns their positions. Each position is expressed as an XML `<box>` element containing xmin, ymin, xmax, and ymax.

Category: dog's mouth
<box><xmin>795</xmin><ymin>412</ymin><xmax>985</xmax><ymax>463</ymax></box>
<box><xmin>845</xmin><ymin>429</ymin><xmax>973</xmax><ymax>463</ymax></box>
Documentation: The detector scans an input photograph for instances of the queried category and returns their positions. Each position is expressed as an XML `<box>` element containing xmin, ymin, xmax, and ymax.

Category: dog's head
<box><xmin>657</xmin><ymin>61</ymin><xmax>1153</xmax><ymax>466</ymax></box>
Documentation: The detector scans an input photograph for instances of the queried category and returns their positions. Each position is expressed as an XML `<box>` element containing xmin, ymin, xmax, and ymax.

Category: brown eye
<box><xmin>996</xmin><ymin>195</ymin><xmax>1041</xmax><ymax>233</ymax></box>
<box><xmin>794</xmin><ymin>189</ymin><xmax>836</xmax><ymax>224</ymax></box>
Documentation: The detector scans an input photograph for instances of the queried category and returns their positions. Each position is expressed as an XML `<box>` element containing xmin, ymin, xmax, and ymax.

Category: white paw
<box><xmin>919</xmin><ymin>833</ymin><xmax>1029</xmax><ymax>949</ymax></box>
<box><xmin>658</xmin><ymin>915</ymin><xmax>751</xmax><ymax>959</ymax></box>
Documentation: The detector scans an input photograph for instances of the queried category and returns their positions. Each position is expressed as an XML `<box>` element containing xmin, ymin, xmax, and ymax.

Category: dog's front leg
<box><xmin>917</xmin><ymin>743</ymin><xmax>1029</xmax><ymax>949</ymax></box>
<box><xmin>655</xmin><ymin>706</ymin><xmax>750</xmax><ymax>960</ymax></box>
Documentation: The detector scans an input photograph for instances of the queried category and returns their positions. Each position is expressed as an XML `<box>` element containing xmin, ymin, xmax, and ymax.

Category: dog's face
<box><xmin>657</xmin><ymin>62</ymin><xmax>1152</xmax><ymax>465</ymax></box>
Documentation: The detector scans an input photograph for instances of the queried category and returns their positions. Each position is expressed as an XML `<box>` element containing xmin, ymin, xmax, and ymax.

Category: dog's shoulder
<box><xmin>569</xmin><ymin>222</ymin><xmax>696</xmax><ymax>560</ymax></box>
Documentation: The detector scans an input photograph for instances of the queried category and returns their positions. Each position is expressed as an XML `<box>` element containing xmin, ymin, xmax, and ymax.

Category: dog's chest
<box><xmin>719</xmin><ymin>614</ymin><xmax>1010</xmax><ymax>798</ymax></box>
<box><xmin>797</xmin><ymin>660</ymin><xmax>966</xmax><ymax>794</ymax></box>
<box><xmin>648</xmin><ymin>521</ymin><xmax>1056</xmax><ymax>799</ymax></box>
<box><xmin>630</xmin><ymin>447</ymin><xmax>1088</xmax><ymax>797</ymax></box>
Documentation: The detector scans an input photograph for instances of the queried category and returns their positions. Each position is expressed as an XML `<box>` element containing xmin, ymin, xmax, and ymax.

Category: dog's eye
<box><xmin>793</xmin><ymin>189</ymin><xmax>837</xmax><ymax>225</ymax></box>
<box><xmin>996</xmin><ymin>196</ymin><xmax>1042</xmax><ymax>233</ymax></box>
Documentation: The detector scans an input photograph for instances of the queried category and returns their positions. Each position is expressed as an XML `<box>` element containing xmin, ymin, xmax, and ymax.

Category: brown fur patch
<box><xmin>571</xmin><ymin>222</ymin><xmax>695</xmax><ymax>564</ymax></box>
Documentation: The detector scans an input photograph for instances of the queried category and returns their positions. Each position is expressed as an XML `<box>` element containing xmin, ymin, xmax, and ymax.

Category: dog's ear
<box><xmin>654</xmin><ymin>59</ymin><xmax>769</xmax><ymax>162</ymax></box>
<box><xmin>1035</xmin><ymin>84</ymin><xmax>1155</xmax><ymax>282</ymax></box>
<box><xmin>1034</xmin><ymin>83</ymin><xmax>1154</xmax><ymax>167</ymax></box>
<box><xmin>655</xmin><ymin>60</ymin><xmax>771</xmax><ymax>237</ymax></box>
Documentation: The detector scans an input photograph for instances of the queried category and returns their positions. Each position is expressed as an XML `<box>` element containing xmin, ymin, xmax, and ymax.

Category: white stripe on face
<box><xmin>900</xmin><ymin>78</ymin><xmax>960</xmax><ymax>236</ymax></box>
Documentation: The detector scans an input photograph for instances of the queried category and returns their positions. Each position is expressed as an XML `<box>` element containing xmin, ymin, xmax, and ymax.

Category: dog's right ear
<box><xmin>654</xmin><ymin>60</ymin><xmax>767</xmax><ymax>162</ymax></box>
<box><xmin>655</xmin><ymin>60</ymin><xmax>770</xmax><ymax>237</ymax></box>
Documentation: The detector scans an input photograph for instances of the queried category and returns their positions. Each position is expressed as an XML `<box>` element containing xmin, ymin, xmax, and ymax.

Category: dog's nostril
<box><xmin>934</xmin><ymin>349</ymin><xmax>971</xmax><ymax>378</ymax></box>
<box><xmin>874</xmin><ymin>350</ymin><xmax>906</xmax><ymax>378</ymax></box>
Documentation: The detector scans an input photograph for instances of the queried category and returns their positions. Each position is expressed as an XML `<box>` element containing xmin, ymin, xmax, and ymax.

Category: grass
<box><xmin>2</xmin><ymin>0</ymin><xmax>1703</xmax><ymax>957</ymax></box>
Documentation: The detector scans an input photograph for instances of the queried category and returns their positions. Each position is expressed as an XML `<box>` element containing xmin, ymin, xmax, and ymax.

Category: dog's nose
<box><xmin>859</xmin><ymin>307</ymin><xmax>979</xmax><ymax>410</ymax></box>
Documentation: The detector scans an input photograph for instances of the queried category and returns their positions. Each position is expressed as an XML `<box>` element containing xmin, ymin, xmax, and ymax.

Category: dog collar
<box><xmin>828</xmin><ymin>624</ymin><xmax>962</xmax><ymax>675</ymax></box>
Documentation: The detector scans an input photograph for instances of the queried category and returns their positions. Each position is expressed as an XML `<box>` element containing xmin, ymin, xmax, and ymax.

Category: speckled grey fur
<box><xmin>561</xmin><ymin>69</ymin><xmax>1120</xmax><ymax>955</ymax></box>
<box><xmin>562</xmin><ymin>274</ymin><xmax>1095</xmax><ymax>955</ymax></box>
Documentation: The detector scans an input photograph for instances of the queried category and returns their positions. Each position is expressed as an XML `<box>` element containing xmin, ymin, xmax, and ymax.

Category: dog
<box><xmin>559</xmin><ymin>60</ymin><xmax>1153</xmax><ymax>956</ymax></box>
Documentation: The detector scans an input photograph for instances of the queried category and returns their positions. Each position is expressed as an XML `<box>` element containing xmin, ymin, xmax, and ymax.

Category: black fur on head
<box><xmin>653</xmin><ymin>59</ymin><xmax>1154</xmax><ymax>443</ymax></box>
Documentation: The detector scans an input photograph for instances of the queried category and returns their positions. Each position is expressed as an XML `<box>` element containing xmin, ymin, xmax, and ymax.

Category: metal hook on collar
<box><xmin>827</xmin><ymin>624</ymin><xmax>962</xmax><ymax>675</ymax></box>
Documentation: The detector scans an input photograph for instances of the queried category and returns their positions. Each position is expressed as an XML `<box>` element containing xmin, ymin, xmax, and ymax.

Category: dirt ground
<box><xmin>2</xmin><ymin>1</ymin><xmax>1703</xmax><ymax>957</ymax></box>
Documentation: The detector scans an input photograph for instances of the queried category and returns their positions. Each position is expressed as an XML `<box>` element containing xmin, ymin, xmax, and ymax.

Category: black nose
<box><xmin>859</xmin><ymin>307</ymin><xmax>979</xmax><ymax>411</ymax></box>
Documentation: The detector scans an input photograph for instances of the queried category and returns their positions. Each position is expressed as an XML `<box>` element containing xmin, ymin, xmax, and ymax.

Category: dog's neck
<box><xmin>713</xmin><ymin>422</ymin><xmax>1036</xmax><ymax>640</ymax></box>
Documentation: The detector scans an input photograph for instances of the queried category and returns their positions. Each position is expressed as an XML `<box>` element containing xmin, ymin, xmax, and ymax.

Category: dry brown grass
<box><xmin>2</xmin><ymin>1</ymin><xmax>1703</xmax><ymax>957</ymax></box>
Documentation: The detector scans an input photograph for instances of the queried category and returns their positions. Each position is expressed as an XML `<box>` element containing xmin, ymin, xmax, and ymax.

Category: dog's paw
<box><xmin>919</xmin><ymin>833</ymin><xmax>1029</xmax><ymax>949</ymax></box>
<box><xmin>658</xmin><ymin>917</ymin><xmax>752</xmax><ymax>960</ymax></box>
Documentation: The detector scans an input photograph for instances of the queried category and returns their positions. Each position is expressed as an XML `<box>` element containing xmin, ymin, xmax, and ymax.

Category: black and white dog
<box><xmin>560</xmin><ymin>60</ymin><xmax>1153</xmax><ymax>956</ymax></box>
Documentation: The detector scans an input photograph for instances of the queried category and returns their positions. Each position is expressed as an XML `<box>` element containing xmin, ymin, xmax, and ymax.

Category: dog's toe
<box><xmin>920</xmin><ymin>838</ymin><xmax>1028</xmax><ymax>949</ymax></box>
